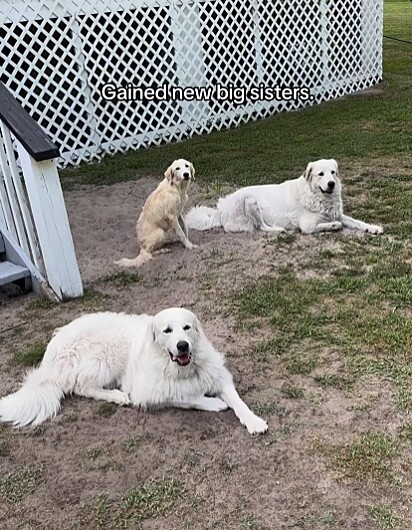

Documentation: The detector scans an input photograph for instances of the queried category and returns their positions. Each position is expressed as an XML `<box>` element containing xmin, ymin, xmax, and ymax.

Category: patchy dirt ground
<box><xmin>0</xmin><ymin>176</ymin><xmax>410</xmax><ymax>530</ymax></box>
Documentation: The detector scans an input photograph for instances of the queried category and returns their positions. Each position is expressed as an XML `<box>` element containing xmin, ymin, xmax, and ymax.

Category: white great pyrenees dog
<box><xmin>0</xmin><ymin>308</ymin><xmax>268</xmax><ymax>434</ymax></box>
<box><xmin>185</xmin><ymin>159</ymin><xmax>383</xmax><ymax>235</ymax></box>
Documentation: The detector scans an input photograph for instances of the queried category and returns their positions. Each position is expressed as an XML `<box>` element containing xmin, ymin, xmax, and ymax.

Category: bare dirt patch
<box><xmin>0</xmin><ymin>178</ymin><xmax>408</xmax><ymax>529</ymax></box>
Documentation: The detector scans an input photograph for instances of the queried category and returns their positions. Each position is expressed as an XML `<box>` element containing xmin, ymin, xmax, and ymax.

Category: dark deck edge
<box><xmin>0</xmin><ymin>82</ymin><xmax>60</xmax><ymax>161</ymax></box>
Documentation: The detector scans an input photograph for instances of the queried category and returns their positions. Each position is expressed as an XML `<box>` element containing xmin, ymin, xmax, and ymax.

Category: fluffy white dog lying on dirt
<box><xmin>0</xmin><ymin>308</ymin><xmax>268</xmax><ymax>435</ymax></box>
<box><xmin>186</xmin><ymin>159</ymin><xmax>383</xmax><ymax>235</ymax></box>
<box><xmin>115</xmin><ymin>159</ymin><xmax>196</xmax><ymax>268</ymax></box>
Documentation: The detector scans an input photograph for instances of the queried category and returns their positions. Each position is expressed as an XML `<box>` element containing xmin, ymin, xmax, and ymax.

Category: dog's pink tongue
<box><xmin>172</xmin><ymin>354</ymin><xmax>179</xmax><ymax>361</ymax></box>
<box><xmin>177</xmin><ymin>354</ymin><xmax>189</xmax><ymax>364</ymax></box>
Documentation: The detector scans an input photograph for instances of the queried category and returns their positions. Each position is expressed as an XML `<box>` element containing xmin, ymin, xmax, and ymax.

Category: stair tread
<box><xmin>0</xmin><ymin>260</ymin><xmax>31</xmax><ymax>286</ymax></box>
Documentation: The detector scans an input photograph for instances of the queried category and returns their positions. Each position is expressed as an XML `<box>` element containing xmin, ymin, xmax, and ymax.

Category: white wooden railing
<box><xmin>0</xmin><ymin>82</ymin><xmax>83</xmax><ymax>300</ymax></box>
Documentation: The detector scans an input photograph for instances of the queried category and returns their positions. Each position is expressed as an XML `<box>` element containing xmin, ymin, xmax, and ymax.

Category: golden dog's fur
<box><xmin>115</xmin><ymin>159</ymin><xmax>196</xmax><ymax>268</ymax></box>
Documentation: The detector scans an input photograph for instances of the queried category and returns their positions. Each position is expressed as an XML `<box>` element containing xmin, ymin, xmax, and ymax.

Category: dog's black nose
<box><xmin>183</xmin><ymin>172</ymin><xmax>190</xmax><ymax>179</ymax></box>
<box><xmin>327</xmin><ymin>181</ymin><xmax>335</xmax><ymax>189</ymax></box>
<box><xmin>177</xmin><ymin>340</ymin><xmax>189</xmax><ymax>353</ymax></box>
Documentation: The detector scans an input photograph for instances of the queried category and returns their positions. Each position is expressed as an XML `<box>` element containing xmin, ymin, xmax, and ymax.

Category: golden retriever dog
<box><xmin>115</xmin><ymin>159</ymin><xmax>196</xmax><ymax>267</ymax></box>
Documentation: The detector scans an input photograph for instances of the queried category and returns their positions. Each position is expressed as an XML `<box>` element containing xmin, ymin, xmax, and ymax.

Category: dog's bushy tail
<box><xmin>114</xmin><ymin>249</ymin><xmax>152</xmax><ymax>268</ymax></box>
<box><xmin>185</xmin><ymin>206</ymin><xmax>221</xmax><ymax>231</ymax></box>
<box><xmin>0</xmin><ymin>368</ymin><xmax>64</xmax><ymax>427</ymax></box>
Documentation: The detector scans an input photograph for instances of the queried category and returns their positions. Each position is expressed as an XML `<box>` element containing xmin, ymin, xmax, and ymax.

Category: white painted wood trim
<box><xmin>0</xmin><ymin>136</ymin><xmax>18</xmax><ymax>239</ymax></box>
<box><xmin>0</xmin><ymin>123</ymin><xmax>44</xmax><ymax>270</ymax></box>
<box><xmin>16</xmin><ymin>142</ymin><xmax>83</xmax><ymax>300</ymax></box>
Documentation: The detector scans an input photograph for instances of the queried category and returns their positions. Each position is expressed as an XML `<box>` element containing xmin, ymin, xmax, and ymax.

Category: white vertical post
<box><xmin>170</xmin><ymin>1</ymin><xmax>211</xmax><ymax>132</ymax></box>
<box><xmin>0</xmin><ymin>123</ymin><xmax>43</xmax><ymax>270</ymax></box>
<box><xmin>71</xmin><ymin>14</ymin><xmax>101</xmax><ymax>159</ymax></box>
<box><xmin>252</xmin><ymin>0</ymin><xmax>271</xmax><ymax>114</ymax></box>
<box><xmin>16</xmin><ymin>143</ymin><xmax>83</xmax><ymax>300</ymax></box>
<box><xmin>361</xmin><ymin>0</ymin><xmax>383</xmax><ymax>82</ymax></box>
<box><xmin>0</xmin><ymin>143</ymin><xmax>18</xmax><ymax>240</ymax></box>
<box><xmin>319</xmin><ymin>0</ymin><xmax>330</xmax><ymax>90</ymax></box>
<box><xmin>0</xmin><ymin>196</ymin><xmax>7</xmax><ymax>232</ymax></box>
<box><xmin>252</xmin><ymin>0</ymin><xmax>264</xmax><ymax>83</ymax></box>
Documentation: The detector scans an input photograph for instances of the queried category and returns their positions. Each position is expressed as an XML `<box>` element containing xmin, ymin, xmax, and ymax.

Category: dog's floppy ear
<box><xmin>193</xmin><ymin>315</ymin><xmax>214</xmax><ymax>352</ymax></box>
<box><xmin>304</xmin><ymin>162</ymin><xmax>313</xmax><ymax>181</ymax></box>
<box><xmin>164</xmin><ymin>163</ymin><xmax>174</xmax><ymax>182</ymax></box>
<box><xmin>144</xmin><ymin>320</ymin><xmax>156</xmax><ymax>344</ymax></box>
<box><xmin>150</xmin><ymin>321</ymin><xmax>156</xmax><ymax>343</ymax></box>
<box><xmin>189</xmin><ymin>162</ymin><xmax>195</xmax><ymax>181</ymax></box>
<box><xmin>193</xmin><ymin>316</ymin><xmax>202</xmax><ymax>335</ymax></box>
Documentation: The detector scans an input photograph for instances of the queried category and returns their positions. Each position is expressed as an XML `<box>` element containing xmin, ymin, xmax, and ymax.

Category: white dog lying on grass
<box><xmin>0</xmin><ymin>308</ymin><xmax>268</xmax><ymax>435</ymax></box>
<box><xmin>186</xmin><ymin>159</ymin><xmax>383</xmax><ymax>235</ymax></box>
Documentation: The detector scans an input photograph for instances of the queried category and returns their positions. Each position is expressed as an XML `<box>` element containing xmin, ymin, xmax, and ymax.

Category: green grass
<box><xmin>27</xmin><ymin>297</ymin><xmax>57</xmax><ymax>311</ymax></box>
<box><xmin>0</xmin><ymin>438</ymin><xmax>10</xmax><ymax>457</ymax></box>
<box><xmin>77</xmin><ymin>289</ymin><xmax>108</xmax><ymax>308</ymax></box>
<box><xmin>313</xmin><ymin>374</ymin><xmax>353</xmax><ymax>391</ymax></box>
<box><xmin>332</xmin><ymin>432</ymin><xmax>398</xmax><ymax>483</ymax></box>
<box><xmin>231</xmin><ymin>227</ymin><xmax>412</xmax><ymax>403</ymax></box>
<box><xmin>369</xmin><ymin>504</ymin><xmax>400</xmax><ymax>529</ymax></box>
<box><xmin>265</xmin><ymin>232</ymin><xmax>297</xmax><ymax>246</ymax></box>
<box><xmin>96</xmin><ymin>402</ymin><xmax>118</xmax><ymax>417</ymax></box>
<box><xmin>239</xmin><ymin>514</ymin><xmax>257</xmax><ymax>529</ymax></box>
<box><xmin>1</xmin><ymin>465</ymin><xmax>44</xmax><ymax>503</ymax></box>
<box><xmin>252</xmin><ymin>401</ymin><xmax>277</xmax><ymax>416</ymax></box>
<box><xmin>12</xmin><ymin>341</ymin><xmax>46</xmax><ymax>366</ymax></box>
<box><xmin>398</xmin><ymin>423</ymin><xmax>412</xmax><ymax>440</ymax></box>
<box><xmin>76</xmin><ymin>479</ymin><xmax>197</xmax><ymax>529</ymax></box>
<box><xmin>286</xmin><ymin>354</ymin><xmax>320</xmax><ymax>376</ymax></box>
<box><xmin>123</xmin><ymin>437</ymin><xmax>139</xmax><ymax>453</ymax></box>
<box><xmin>85</xmin><ymin>447</ymin><xmax>103</xmax><ymax>461</ymax></box>
<box><xmin>60</xmin><ymin>4</ymin><xmax>412</xmax><ymax>191</ymax></box>
<box><xmin>281</xmin><ymin>385</ymin><xmax>304</xmax><ymax>399</ymax></box>
<box><xmin>123</xmin><ymin>479</ymin><xmax>185</xmax><ymax>519</ymax></box>
<box><xmin>232</xmin><ymin>273</ymin><xmax>326</xmax><ymax>339</ymax></box>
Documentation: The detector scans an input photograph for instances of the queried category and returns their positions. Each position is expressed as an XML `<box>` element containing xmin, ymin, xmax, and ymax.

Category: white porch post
<box><xmin>16</xmin><ymin>143</ymin><xmax>83</xmax><ymax>300</ymax></box>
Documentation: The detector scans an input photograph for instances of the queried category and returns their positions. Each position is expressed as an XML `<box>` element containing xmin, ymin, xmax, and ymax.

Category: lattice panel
<box><xmin>0</xmin><ymin>0</ymin><xmax>383</xmax><ymax>168</ymax></box>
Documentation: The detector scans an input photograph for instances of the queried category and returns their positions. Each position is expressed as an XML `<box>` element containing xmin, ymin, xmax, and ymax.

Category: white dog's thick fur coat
<box><xmin>186</xmin><ymin>159</ymin><xmax>383</xmax><ymax>235</ymax></box>
<box><xmin>0</xmin><ymin>308</ymin><xmax>268</xmax><ymax>434</ymax></box>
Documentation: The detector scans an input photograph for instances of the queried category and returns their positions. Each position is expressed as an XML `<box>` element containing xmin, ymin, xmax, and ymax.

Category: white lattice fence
<box><xmin>0</xmin><ymin>0</ymin><xmax>383</xmax><ymax>168</ymax></box>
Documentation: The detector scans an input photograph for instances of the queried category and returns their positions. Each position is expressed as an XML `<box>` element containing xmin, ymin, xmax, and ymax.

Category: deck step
<box><xmin>0</xmin><ymin>260</ymin><xmax>31</xmax><ymax>287</ymax></box>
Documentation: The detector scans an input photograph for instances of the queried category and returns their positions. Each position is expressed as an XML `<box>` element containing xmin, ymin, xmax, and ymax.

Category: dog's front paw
<box><xmin>185</xmin><ymin>242</ymin><xmax>198</xmax><ymax>250</ymax></box>
<box><xmin>114</xmin><ymin>258</ymin><xmax>137</xmax><ymax>268</ymax></box>
<box><xmin>330</xmin><ymin>221</ymin><xmax>342</xmax><ymax>231</ymax></box>
<box><xmin>245</xmin><ymin>415</ymin><xmax>268</xmax><ymax>435</ymax></box>
<box><xmin>365</xmin><ymin>224</ymin><xmax>383</xmax><ymax>235</ymax></box>
<box><xmin>111</xmin><ymin>390</ymin><xmax>130</xmax><ymax>406</ymax></box>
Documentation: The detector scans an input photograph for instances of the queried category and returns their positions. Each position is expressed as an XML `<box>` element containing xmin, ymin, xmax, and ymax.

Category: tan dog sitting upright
<box><xmin>115</xmin><ymin>159</ymin><xmax>196</xmax><ymax>268</ymax></box>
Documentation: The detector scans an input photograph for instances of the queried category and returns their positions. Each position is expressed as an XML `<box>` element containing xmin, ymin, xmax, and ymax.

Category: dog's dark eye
<box><xmin>185</xmin><ymin>164</ymin><xmax>189</xmax><ymax>168</ymax></box>
<box><xmin>183</xmin><ymin>325</ymin><xmax>191</xmax><ymax>331</ymax></box>
<box><xmin>319</xmin><ymin>172</ymin><xmax>324</xmax><ymax>176</ymax></box>
<box><xmin>163</xmin><ymin>327</ymin><xmax>172</xmax><ymax>334</ymax></box>
<box><xmin>331</xmin><ymin>170</ymin><xmax>336</xmax><ymax>175</ymax></box>
<box><xmin>175</xmin><ymin>167</ymin><xmax>180</xmax><ymax>171</ymax></box>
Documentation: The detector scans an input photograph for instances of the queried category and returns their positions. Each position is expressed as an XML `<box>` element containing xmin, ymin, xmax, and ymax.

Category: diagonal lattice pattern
<box><xmin>0</xmin><ymin>0</ymin><xmax>383</xmax><ymax>168</ymax></box>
